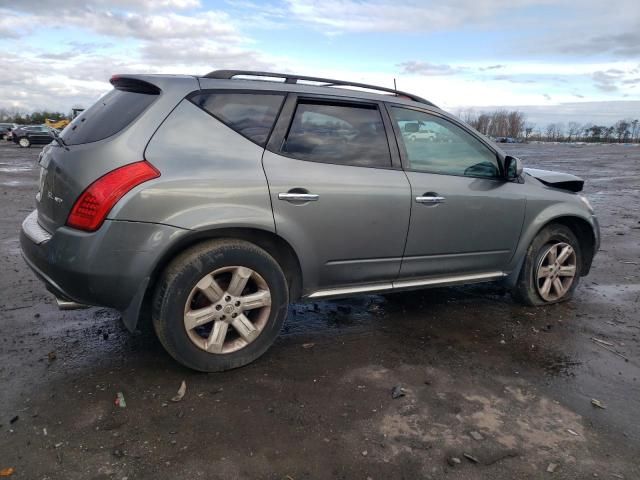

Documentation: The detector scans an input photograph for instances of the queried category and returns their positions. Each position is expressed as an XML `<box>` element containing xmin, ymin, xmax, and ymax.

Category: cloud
<box><xmin>398</xmin><ymin>61</ymin><xmax>462</xmax><ymax>76</ymax></box>
<box><xmin>138</xmin><ymin>40</ymin><xmax>280</xmax><ymax>72</ymax></box>
<box><xmin>480</xmin><ymin>65</ymin><xmax>505</xmax><ymax>71</ymax></box>
<box><xmin>558</xmin><ymin>31</ymin><xmax>640</xmax><ymax>58</ymax></box>
<box><xmin>592</xmin><ymin>70</ymin><xmax>621</xmax><ymax>92</ymax></box>
<box><xmin>492</xmin><ymin>75</ymin><xmax>537</xmax><ymax>84</ymax></box>
<box><xmin>9</xmin><ymin>0</ymin><xmax>201</xmax><ymax>11</ymax></box>
<box><xmin>282</xmin><ymin>0</ymin><xmax>555</xmax><ymax>34</ymax></box>
<box><xmin>280</xmin><ymin>0</ymin><xmax>640</xmax><ymax>60</ymax></box>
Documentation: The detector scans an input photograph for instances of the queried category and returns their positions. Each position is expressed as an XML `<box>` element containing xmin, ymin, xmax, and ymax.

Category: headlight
<box><xmin>579</xmin><ymin>195</ymin><xmax>594</xmax><ymax>213</ymax></box>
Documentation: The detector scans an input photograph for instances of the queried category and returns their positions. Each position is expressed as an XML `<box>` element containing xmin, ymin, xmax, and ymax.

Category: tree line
<box><xmin>458</xmin><ymin>109</ymin><xmax>640</xmax><ymax>143</ymax></box>
<box><xmin>0</xmin><ymin>108</ymin><xmax>67</xmax><ymax>125</ymax></box>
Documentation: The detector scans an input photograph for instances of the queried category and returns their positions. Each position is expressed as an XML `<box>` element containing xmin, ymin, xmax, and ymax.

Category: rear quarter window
<box><xmin>190</xmin><ymin>92</ymin><xmax>284</xmax><ymax>146</ymax></box>
<box><xmin>61</xmin><ymin>88</ymin><xmax>158</xmax><ymax>145</ymax></box>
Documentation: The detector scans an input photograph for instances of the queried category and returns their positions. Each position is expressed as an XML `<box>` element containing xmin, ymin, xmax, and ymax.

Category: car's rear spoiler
<box><xmin>110</xmin><ymin>76</ymin><xmax>161</xmax><ymax>95</ymax></box>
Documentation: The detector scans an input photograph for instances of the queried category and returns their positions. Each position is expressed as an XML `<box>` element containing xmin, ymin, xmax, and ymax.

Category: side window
<box><xmin>390</xmin><ymin>107</ymin><xmax>500</xmax><ymax>178</ymax></box>
<box><xmin>191</xmin><ymin>92</ymin><xmax>284</xmax><ymax>147</ymax></box>
<box><xmin>281</xmin><ymin>101</ymin><xmax>391</xmax><ymax>168</ymax></box>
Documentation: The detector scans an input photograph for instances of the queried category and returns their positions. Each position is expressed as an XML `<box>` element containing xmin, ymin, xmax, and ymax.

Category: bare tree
<box><xmin>566</xmin><ymin>122</ymin><xmax>580</xmax><ymax>142</ymax></box>
<box><xmin>524</xmin><ymin>123</ymin><xmax>535</xmax><ymax>142</ymax></box>
<box><xmin>614</xmin><ymin>120</ymin><xmax>631</xmax><ymax>143</ymax></box>
<box><xmin>631</xmin><ymin>119</ymin><xmax>639</xmax><ymax>143</ymax></box>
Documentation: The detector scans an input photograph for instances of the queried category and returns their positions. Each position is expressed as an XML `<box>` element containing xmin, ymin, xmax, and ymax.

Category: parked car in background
<box><xmin>1</xmin><ymin>123</ymin><xmax>18</xmax><ymax>141</ymax></box>
<box><xmin>12</xmin><ymin>125</ymin><xmax>54</xmax><ymax>148</ymax></box>
<box><xmin>20</xmin><ymin>70</ymin><xmax>599</xmax><ymax>372</ymax></box>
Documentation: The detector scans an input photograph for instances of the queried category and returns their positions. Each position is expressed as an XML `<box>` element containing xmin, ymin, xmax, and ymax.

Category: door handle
<box><xmin>415</xmin><ymin>195</ymin><xmax>445</xmax><ymax>204</ymax></box>
<box><xmin>278</xmin><ymin>192</ymin><xmax>319</xmax><ymax>202</ymax></box>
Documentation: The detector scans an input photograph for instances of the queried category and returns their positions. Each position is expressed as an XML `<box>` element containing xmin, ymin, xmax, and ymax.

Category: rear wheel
<box><xmin>18</xmin><ymin>137</ymin><xmax>31</xmax><ymax>148</ymax></box>
<box><xmin>152</xmin><ymin>239</ymin><xmax>289</xmax><ymax>372</ymax></box>
<box><xmin>513</xmin><ymin>224</ymin><xmax>581</xmax><ymax>306</ymax></box>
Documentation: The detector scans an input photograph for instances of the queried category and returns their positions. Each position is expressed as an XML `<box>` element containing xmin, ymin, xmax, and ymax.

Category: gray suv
<box><xmin>20</xmin><ymin>70</ymin><xmax>599</xmax><ymax>372</ymax></box>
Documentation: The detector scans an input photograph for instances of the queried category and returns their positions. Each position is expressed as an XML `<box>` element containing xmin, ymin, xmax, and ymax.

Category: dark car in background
<box><xmin>1</xmin><ymin>123</ymin><xmax>18</xmax><ymax>141</ymax></box>
<box><xmin>12</xmin><ymin>125</ymin><xmax>54</xmax><ymax>148</ymax></box>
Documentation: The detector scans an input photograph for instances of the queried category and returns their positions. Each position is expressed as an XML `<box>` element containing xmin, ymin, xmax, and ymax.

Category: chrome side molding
<box><xmin>393</xmin><ymin>271</ymin><xmax>505</xmax><ymax>289</ymax></box>
<box><xmin>307</xmin><ymin>272</ymin><xmax>505</xmax><ymax>299</ymax></box>
<box><xmin>307</xmin><ymin>283</ymin><xmax>393</xmax><ymax>298</ymax></box>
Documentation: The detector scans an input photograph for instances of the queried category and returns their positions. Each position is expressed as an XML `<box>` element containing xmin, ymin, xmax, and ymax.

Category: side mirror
<box><xmin>505</xmin><ymin>155</ymin><xmax>523</xmax><ymax>179</ymax></box>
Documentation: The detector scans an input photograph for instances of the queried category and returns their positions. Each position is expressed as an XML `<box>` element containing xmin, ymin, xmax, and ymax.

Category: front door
<box><xmin>387</xmin><ymin>106</ymin><xmax>526</xmax><ymax>279</ymax></box>
<box><xmin>263</xmin><ymin>96</ymin><xmax>411</xmax><ymax>293</ymax></box>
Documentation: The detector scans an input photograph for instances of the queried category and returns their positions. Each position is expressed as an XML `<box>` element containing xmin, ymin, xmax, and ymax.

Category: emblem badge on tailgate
<box><xmin>47</xmin><ymin>191</ymin><xmax>63</xmax><ymax>204</ymax></box>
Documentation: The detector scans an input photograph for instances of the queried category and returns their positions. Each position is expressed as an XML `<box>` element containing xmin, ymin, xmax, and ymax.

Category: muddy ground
<box><xmin>0</xmin><ymin>141</ymin><xmax>639</xmax><ymax>479</ymax></box>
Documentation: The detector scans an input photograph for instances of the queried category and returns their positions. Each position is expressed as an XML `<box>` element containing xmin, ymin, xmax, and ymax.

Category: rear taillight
<box><xmin>66</xmin><ymin>160</ymin><xmax>160</xmax><ymax>232</ymax></box>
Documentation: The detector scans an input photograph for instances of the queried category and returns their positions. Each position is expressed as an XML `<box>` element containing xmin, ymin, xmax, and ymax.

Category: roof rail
<box><xmin>203</xmin><ymin>70</ymin><xmax>437</xmax><ymax>107</ymax></box>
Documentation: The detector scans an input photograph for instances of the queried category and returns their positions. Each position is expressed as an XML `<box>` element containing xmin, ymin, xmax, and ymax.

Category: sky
<box><xmin>0</xmin><ymin>0</ymin><xmax>639</xmax><ymax>127</ymax></box>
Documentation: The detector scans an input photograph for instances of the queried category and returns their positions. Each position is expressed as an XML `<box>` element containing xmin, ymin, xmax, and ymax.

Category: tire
<box><xmin>18</xmin><ymin>137</ymin><xmax>31</xmax><ymax>148</ymax></box>
<box><xmin>152</xmin><ymin>239</ymin><xmax>289</xmax><ymax>372</ymax></box>
<box><xmin>513</xmin><ymin>224</ymin><xmax>582</xmax><ymax>306</ymax></box>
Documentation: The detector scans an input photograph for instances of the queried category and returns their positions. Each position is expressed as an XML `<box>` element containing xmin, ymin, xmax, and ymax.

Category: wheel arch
<box><xmin>136</xmin><ymin>226</ymin><xmax>303</xmax><ymax>331</ymax></box>
<box><xmin>543</xmin><ymin>215</ymin><xmax>597</xmax><ymax>275</ymax></box>
<box><xmin>518</xmin><ymin>214</ymin><xmax>597</xmax><ymax>277</ymax></box>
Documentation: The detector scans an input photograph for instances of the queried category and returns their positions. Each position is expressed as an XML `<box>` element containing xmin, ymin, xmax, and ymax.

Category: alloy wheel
<box><xmin>183</xmin><ymin>266</ymin><xmax>272</xmax><ymax>354</ymax></box>
<box><xmin>536</xmin><ymin>242</ymin><xmax>577</xmax><ymax>302</ymax></box>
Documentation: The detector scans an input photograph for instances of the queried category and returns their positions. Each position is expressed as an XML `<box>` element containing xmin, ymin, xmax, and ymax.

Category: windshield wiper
<box><xmin>48</xmin><ymin>128</ymin><xmax>68</xmax><ymax>150</ymax></box>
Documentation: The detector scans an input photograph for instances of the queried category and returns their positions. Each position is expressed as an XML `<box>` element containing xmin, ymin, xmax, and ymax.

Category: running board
<box><xmin>307</xmin><ymin>272</ymin><xmax>505</xmax><ymax>299</ymax></box>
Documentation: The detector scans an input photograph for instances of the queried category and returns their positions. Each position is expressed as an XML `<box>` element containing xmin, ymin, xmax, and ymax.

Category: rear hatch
<box><xmin>35</xmin><ymin>77</ymin><xmax>162</xmax><ymax>232</ymax></box>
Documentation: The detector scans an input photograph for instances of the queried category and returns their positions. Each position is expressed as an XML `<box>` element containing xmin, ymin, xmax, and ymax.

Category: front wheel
<box><xmin>152</xmin><ymin>239</ymin><xmax>289</xmax><ymax>372</ymax></box>
<box><xmin>513</xmin><ymin>224</ymin><xmax>581</xmax><ymax>306</ymax></box>
<box><xmin>18</xmin><ymin>137</ymin><xmax>31</xmax><ymax>148</ymax></box>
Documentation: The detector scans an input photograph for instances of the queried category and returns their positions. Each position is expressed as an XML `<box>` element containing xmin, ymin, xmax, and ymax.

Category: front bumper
<box><xmin>20</xmin><ymin>210</ymin><xmax>187</xmax><ymax>315</ymax></box>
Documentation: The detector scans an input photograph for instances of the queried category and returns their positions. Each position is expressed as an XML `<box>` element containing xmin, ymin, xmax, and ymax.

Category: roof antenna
<box><xmin>393</xmin><ymin>78</ymin><xmax>398</xmax><ymax>95</ymax></box>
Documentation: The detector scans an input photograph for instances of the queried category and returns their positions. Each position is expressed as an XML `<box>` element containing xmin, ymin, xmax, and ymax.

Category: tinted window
<box><xmin>281</xmin><ymin>102</ymin><xmax>391</xmax><ymax>167</ymax></box>
<box><xmin>390</xmin><ymin>107</ymin><xmax>499</xmax><ymax>178</ymax></box>
<box><xmin>191</xmin><ymin>93</ymin><xmax>284</xmax><ymax>146</ymax></box>
<box><xmin>60</xmin><ymin>89</ymin><xmax>158</xmax><ymax>145</ymax></box>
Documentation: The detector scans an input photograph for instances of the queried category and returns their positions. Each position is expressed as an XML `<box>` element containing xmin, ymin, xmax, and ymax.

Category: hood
<box><xmin>524</xmin><ymin>167</ymin><xmax>584</xmax><ymax>193</ymax></box>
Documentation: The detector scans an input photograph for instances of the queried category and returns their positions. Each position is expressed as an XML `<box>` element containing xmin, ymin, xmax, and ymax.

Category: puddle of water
<box><xmin>0</xmin><ymin>179</ymin><xmax>36</xmax><ymax>186</ymax></box>
<box><xmin>0</xmin><ymin>165</ymin><xmax>34</xmax><ymax>173</ymax></box>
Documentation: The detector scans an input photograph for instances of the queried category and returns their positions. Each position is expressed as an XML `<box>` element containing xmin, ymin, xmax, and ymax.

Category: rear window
<box><xmin>60</xmin><ymin>88</ymin><xmax>158</xmax><ymax>145</ymax></box>
<box><xmin>190</xmin><ymin>92</ymin><xmax>284</xmax><ymax>146</ymax></box>
<box><xmin>281</xmin><ymin>101</ymin><xmax>391</xmax><ymax>168</ymax></box>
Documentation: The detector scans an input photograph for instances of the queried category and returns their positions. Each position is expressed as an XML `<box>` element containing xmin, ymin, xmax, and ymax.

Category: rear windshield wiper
<box><xmin>48</xmin><ymin>128</ymin><xmax>69</xmax><ymax>150</ymax></box>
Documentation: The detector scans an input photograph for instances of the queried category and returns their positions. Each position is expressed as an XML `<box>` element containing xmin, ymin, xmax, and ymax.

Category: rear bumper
<box><xmin>20</xmin><ymin>210</ymin><xmax>187</xmax><ymax>315</ymax></box>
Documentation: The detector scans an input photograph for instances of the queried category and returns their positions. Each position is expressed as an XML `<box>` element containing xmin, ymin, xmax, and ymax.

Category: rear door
<box><xmin>387</xmin><ymin>105</ymin><xmax>526</xmax><ymax>279</ymax></box>
<box><xmin>263</xmin><ymin>95</ymin><xmax>411</xmax><ymax>293</ymax></box>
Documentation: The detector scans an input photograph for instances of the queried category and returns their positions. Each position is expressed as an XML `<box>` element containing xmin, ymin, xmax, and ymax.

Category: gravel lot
<box><xmin>0</xmin><ymin>141</ymin><xmax>639</xmax><ymax>479</ymax></box>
